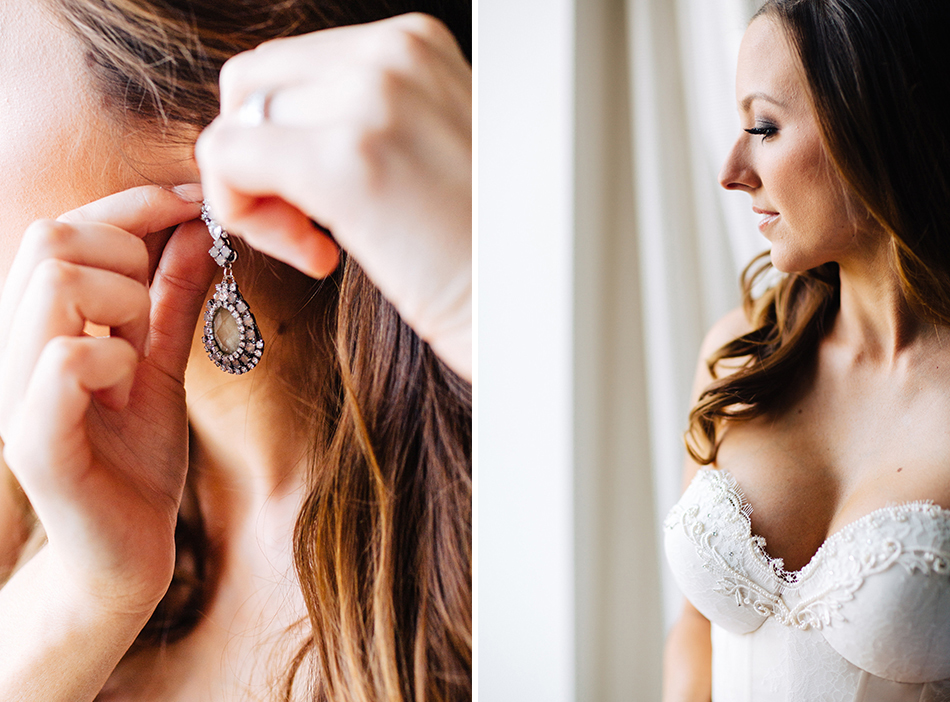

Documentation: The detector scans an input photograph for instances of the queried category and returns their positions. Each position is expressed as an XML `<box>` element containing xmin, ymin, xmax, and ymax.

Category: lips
<box><xmin>753</xmin><ymin>207</ymin><xmax>780</xmax><ymax>230</ymax></box>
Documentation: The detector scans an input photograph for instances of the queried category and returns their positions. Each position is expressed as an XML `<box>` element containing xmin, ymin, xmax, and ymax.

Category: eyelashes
<box><xmin>745</xmin><ymin>124</ymin><xmax>778</xmax><ymax>141</ymax></box>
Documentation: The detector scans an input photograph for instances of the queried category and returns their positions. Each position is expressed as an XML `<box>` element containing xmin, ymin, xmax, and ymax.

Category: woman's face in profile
<box><xmin>718</xmin><ymin>16</ymin><xmax>867</xmax><ymax>274</ymax></box>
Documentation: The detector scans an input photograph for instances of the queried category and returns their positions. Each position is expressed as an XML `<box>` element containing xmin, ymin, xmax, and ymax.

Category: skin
<box><xmin>663</xmin><ymin>16</ymin><xmax>950</xmax><ymax>702</ymax></box>
<box><xmin>196</xmin><ymin>13</ymin><xmax>472</xmax><ymax>382</ymax></box>
<box><xmin>0</xmin><ymin>3</ymin><xmax>307</xmax><ymax>698</ymax></box>
<box><xmin>716</xmin><ymin>17</ymin><xmax>870</xmax><ymax>276</ymax></box>
<box><xmin>0</xmin><ymin>1</ymin><xmax>152</xmax><ymax>279</ymax></box>
<box><xmin>0</xmin><ymin>2</ymin><xmax>471</xmax><ymax>700</ymax></box>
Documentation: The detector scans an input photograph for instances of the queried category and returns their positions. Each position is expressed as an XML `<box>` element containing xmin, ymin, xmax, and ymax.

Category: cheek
<box><xmin>2</xmin><ymin>121</ymin><xmax>82</xmax><ymax>228</ymax></box>
<box><xmin>804</xmin><ymin>157</ymin><xmax>856</xmax><ymax>237</ymax></box>
<box><xmin>0</xmin><ymin>2</ymin><xmax>138</xmax><ymax>288</ymax></box>
<box><xmin>0</xmin><ymin>104</ymin><xmax>140</xmax><ymax>288</ymax></box>
<box><xmin>1</xmin><ymin>120</ymin><xmax>94</xmax><ymax>283</ymax></box>
<box><xmin>772</xmin><ymin>135</ymin><xmax>844</xmax><ymax>228</ymax></box>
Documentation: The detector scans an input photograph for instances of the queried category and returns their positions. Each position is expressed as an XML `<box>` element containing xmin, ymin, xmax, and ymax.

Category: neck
<box><xmin>182</xmin><ymin>251</ymin><xmax>333</xmax><ymax>507</ymax></box>
<box><xmin>185</xmin><ymin>355</ymin><xmax>311</xmax><ymax>573</ymax></box>
<box><xmin>185</xmin><ymin>353</ymin><xmax>311</xmax><ymax>499</ymax></box>
<box><xmin>831</xmin><ymin>235</ymin><xmax>938</xmax><ymax>365</ymax></box>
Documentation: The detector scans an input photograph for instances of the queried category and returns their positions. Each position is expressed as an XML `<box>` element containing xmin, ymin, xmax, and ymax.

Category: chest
<box><xmin>713</xmin><ymin>360</ymin><xmax>950</xmax><ymax>572</ymax></box>
<box><xmin>664</xmin><ymin>468</ymin><xmax>950</xmax><ymax>688</ymax></box>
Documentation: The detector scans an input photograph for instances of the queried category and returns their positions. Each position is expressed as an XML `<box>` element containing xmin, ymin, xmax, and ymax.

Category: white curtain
<box><xmin>573</xmin><ymin>0</ymin><xmax>763</xmax><ymax>697</ymax></box>
<box><xmin>479</xmin><ymin>0</ymin><xmax>764</xmax><ymax>698</ymax></box>
<box><xmin>629</xmin><ymin>0</ymin><xmax>764</xmax><ymax>626</ymax></box>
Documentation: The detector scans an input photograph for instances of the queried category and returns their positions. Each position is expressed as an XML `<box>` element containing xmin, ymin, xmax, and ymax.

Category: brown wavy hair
<box><xmin>686</xmin><ymin>0</ymin><xmax>950</xmax><ymax>464</ymax></box>
<box><xmin>21</xmin><ymin>1</ymin><xmax>472</xmax><ymax>700</ymax></box>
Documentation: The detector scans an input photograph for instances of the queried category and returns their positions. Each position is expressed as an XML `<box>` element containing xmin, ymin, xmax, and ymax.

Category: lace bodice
<box><xmin>664</xmin><ymin>467</ymin><xmax>950</xmax><ymax>701</ymax></box>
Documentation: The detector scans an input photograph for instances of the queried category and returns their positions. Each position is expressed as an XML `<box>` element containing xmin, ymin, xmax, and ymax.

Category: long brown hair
<box><xmin>39</xmin><ymin>1</ymin><xmax>472</xmax><ymax>700</ymax></box>
<box><xmin>687</xmin><ymin>0</ymin><xmax>950</xmax><ymax>463</ymax></box>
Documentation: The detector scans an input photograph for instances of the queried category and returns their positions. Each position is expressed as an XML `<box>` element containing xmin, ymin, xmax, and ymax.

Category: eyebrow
<box><xmin>739</xmin><ymin>92</ymin><xmax>788</xmax><ymax>111</ymax></box>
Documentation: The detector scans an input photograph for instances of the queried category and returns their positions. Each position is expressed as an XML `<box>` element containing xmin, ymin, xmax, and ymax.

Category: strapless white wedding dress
<box><xmin>664</xmin><ymin>467</ymin><xmax>950</xmax><ymax>701</ymax></box>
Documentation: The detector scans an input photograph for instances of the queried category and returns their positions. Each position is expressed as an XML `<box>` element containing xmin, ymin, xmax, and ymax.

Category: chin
<box><xmin>768</xmin><ymin>248</ymin><xmax>796</xmax><ymax>274</ymax></box>
<box><xmin>767</xmin><ymin>246</ymin><xmax>823</xmax><ymax>275</ymax></box>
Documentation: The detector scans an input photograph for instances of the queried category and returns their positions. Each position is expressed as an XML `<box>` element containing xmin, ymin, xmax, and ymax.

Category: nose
<box><xmin>718</xmin><ymin>134</ymin><xmax>759</xmax><ymax>192</ymax></box>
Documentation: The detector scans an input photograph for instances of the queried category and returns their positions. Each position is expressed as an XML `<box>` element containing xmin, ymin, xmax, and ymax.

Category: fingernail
<box><xmin>171</xmin><ymin>183</ymin><xmax>204</xmax><ymax>203</ymax></box>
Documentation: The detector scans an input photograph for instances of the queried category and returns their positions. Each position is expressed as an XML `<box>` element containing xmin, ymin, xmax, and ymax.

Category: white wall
<box><xmin>478</xmin><ymin>0</ymin><xmax>577</xmax><ymax>699</ymax></box>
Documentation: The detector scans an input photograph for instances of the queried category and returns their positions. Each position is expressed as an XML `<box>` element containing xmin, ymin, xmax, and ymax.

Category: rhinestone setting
<box><xmin>200</xmin><ymin>203</ymin><xmax>264</xmax><ymax>374</ymax></box>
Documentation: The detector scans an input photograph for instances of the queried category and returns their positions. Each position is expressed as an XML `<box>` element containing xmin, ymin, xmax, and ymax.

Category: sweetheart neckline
<box><xmin>697</xmin><ymin>467</ymin><xmax>950</xmax><ymax>584</ymax></box>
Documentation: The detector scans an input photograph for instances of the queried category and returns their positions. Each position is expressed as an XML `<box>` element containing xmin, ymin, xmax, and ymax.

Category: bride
<box><xmin>0</xmin><ymin>0</ymin><xmax>470</xmax><ymax>700</ymax></box>
<box><xmin>663</xmin><ymin>0</ymin><xmax>950</xmax><ymax>699</ymax></box>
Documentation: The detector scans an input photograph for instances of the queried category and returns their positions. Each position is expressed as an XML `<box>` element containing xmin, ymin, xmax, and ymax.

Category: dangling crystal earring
<box><xmin>200</xmin><ymin>203</ymin><xmax>264</xmax><ymax>374</ymax></box>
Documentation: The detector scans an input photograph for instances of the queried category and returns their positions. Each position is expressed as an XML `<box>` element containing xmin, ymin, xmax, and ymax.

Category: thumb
<box><xmin>146</xmin><ymin>219</ymin><xmax>218</xmax><ymax>381</ymax></box>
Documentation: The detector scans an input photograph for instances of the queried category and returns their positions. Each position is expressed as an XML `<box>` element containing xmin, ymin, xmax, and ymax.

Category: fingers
<box><xmin>59</xmin><ymin>184</ymin><xmax>204</xmax><ymax>284</ymax></box>
<box><xmin>0</xmin><ymin>186</ymin><xmax>203</xmax><ymax>350</ymax></box>
<box><xmin>210</xmin><ymin>196</ymin><xmax>339</xmax><ymax>279</ymax></box>
<box><xmin>0</xmin><ymin>186</ymin><xmax>211</xmax><ymax>608</ymax></box>
<box><xmin>222</xmin><ymin>44</ymin><xmax>468</xmax><ymax>135</ymax></box>
<box><xmin>197</xmin><ymin>79</ymin><xmax>464</xmax><ymax>269</ymax></box>
<box><xmin>0</xmin><ymin>184</ymin><xmax>210</xmax><ymax>432</ymax></box>
<box><xmin>0</xmin><ymin>220</ymin><xmax>149</xmax><ymax>346</ymax></box>
<box><xmin>197</xmin><ymin>10</ymin><xmax>471</xmax><ymax>267</ymax></box>
<box><xmin>218</xmin><ymin>13</ymin><xmax>467</xmax><ymax>115</ymax></box>
<box><xmin>58</xmin><ymin>184</ymin><xmax>203</xmax><ymax>237</ymax></box>
<box><xmin>196</xmin><ymin>123</ymin><xmax>342</xmax><ymax>276</ymax></box>
<box><xmin>58</xmin><ymin>185</ymin><xmax>215</xmax><ymax>382</ymax></box>
<box><xmin>2</xmin><ymin>336</ymin><xmax>138</xmax><ymax>529</ymax></box>
<box><xmin>146</xmin><ymin>219</ymin><xmax>219</xmax><ymax>382</ymax></box>
<box><xmin>0</xmin><ymin>261</ymin><xmax>150</xmax><ymax>433</ymax></box>
<box><xmin>24</xmin><ymin>262</ymin><xmax>151</xmax><ymax>357</ymax></box>
<box><xmin>196</xmin><ymin>13</ymin><xmax>472</xmax><ymax>379</ymax></box>
<box><xmin>37</xmin><ymin>337</ymin><xmax>139</xmax><ymax>423</ymax></box>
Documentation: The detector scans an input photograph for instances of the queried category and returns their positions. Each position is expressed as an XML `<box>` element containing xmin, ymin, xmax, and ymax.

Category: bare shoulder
<box><xmin>680</xmin><ymin>307</ymin><xmax>754</xmax><ymax>490</ymax></box>
<box><xmin>692</xmin><ymin>306</ymin><xmax>754</xmax><ymax>389</ymax></box>
<box><xmin>699</xmin><ymin>306</ymin><xmax>752</xmax><ymax>360</ymax></box>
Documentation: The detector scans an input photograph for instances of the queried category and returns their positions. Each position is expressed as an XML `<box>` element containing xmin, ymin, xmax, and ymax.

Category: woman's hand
<box><xmin>195</xmin><ymin>13</ymin><xmax>472</xmax><ymax>380</ymax></box>
<box><xmin>0</xmin><ymin>185</ymin><xmax>217</xmax><ymax>613</ymax></box>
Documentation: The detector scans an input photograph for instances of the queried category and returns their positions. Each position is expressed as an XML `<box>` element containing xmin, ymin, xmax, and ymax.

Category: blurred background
<box><xmin>479</xmin><ymin>0</ymin><xmax>766</xmax><ymax>699</ymax></box>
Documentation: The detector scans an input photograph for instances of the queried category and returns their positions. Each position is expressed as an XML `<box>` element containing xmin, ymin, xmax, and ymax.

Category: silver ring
<box><xmin>237</xmin><ymin>89</ymin><xmax>272</xmax><ymax>127</ymax></box>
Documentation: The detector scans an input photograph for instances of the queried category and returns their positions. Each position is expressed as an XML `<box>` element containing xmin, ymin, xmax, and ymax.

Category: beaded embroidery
<box><xmin>665</xmin><ymin>468</ymin><xmax>950</xmax><ymax>630</ymax></box>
